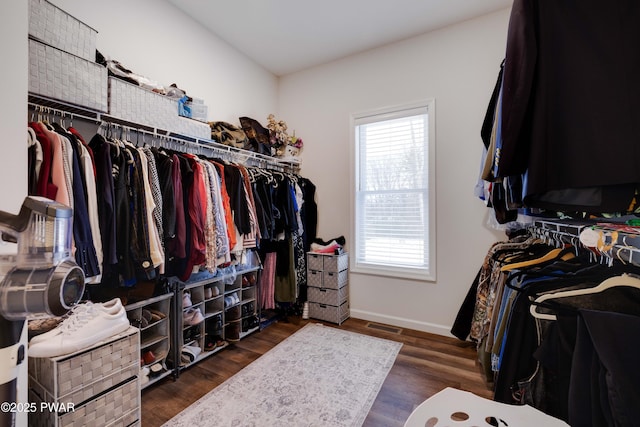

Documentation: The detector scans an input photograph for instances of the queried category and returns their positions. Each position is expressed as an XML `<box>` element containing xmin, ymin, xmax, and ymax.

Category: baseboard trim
<box><xmin>349</xmin><ymin>309</ymin><xmax>453</xmax><ymax>337</ymax></box>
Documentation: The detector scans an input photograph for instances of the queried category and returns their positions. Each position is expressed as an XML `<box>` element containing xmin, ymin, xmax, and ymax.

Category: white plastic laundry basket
<box><xmin>404</xmin><ymin>387</ymin><xmax>569</xmax><ymax>427</ymax></box>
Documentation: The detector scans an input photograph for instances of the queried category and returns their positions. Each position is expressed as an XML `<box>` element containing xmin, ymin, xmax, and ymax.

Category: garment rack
<box><xmin>28</xmin><ymin>94</ymin><xmax>301</xmax><ymax>173</ymax></box>
<box><xmin>530</xmin><ymin>219</ymin><xmax>640</xmax><ymax>268</ymax></box>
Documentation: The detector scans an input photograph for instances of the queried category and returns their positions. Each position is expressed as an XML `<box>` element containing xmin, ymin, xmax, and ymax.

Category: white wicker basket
<box><xmin>29</xmin><ymin>0</ymin><xmax>97</xmax><ymax>62</ymax></box>
<box><xmin>108</xmin><ymin>77</ymin><xmax>178</xmax><ymax>130</ymax></box>
<box><xmin>28</xmin><ymin>38</ymin><xmax>108</xmax><ymax>112</ymax></box>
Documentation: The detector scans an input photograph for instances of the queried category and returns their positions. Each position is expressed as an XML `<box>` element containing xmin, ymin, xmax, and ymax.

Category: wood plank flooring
<box><xmin>140</xmin><ymin>317</ymin><xmax>492</xmax><ymax>426</ymax></box>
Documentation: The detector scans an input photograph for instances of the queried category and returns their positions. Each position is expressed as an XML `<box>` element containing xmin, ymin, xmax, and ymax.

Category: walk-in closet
<box><xmin>1</xmin><ymin>0</ymin><xmax>638</xmax><ymax>426</ymax></box>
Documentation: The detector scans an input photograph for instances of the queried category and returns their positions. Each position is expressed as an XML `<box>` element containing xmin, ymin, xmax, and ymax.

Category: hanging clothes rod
<box><xmin>530</xmin><ymin>219</ymin><xmax>640</xmax><ymax>268</ymax></box>
<box><xmin>28</xmin><ymin>95</ymin><xmax>101</xmax><ymax>124</ymax></box>
<box><xmin>28</xmin><ymin>94</ymin><xmax>301</xmax><ymax>173</ymax></box>
<box><xmin>99</xmin><ymin>120</ymin><xmax>295</xmax><ymax>172</ymax></box>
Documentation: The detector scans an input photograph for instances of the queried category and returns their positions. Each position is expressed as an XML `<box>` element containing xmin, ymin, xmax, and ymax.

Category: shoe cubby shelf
<box><xmin>124</xmin><ymin>293</ymin><xmax>173</xmax><ymax>389</ymax></box>
<box><xmin>173</xmin><ymin>267</ymin><xmax>261</xmax><ymax>371</ymax></box>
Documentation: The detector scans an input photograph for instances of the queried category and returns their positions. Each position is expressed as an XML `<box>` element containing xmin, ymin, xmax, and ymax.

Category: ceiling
<box><xmin>167</xmin><ymin>0</ymin><xmax>513</xmax><ymax>76</ymax></box>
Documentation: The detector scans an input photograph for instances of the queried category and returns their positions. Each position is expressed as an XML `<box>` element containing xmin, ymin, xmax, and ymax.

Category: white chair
<box><xmin>404</xmin><ymin>387</ymin><xmax>569</xmax><ymax>427</ymax></box>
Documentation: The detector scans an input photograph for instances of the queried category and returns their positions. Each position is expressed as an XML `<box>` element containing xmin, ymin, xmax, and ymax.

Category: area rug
<box><xmin>163</xmin><ymin>322</ymin><xmax>402</xmax><ymax>427</ymax></box>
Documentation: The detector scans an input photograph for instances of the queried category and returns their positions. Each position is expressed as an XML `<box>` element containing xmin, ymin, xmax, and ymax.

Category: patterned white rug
<box><xmin>163</xmin><ymin>322</ymin><xmax>402</xmax><ymax>427</ymax></box>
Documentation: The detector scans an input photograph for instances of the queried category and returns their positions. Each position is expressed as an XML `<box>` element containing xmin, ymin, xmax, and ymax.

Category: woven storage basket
<box><xmin>306</xmin><ymin>252</ymin><xmax>349</xmax><ymax>272</ymax></box>
<box><xmin>307</xmin><ymin>269</ymin><xmax>323</xmax><ymax>288</ymax></box>
<box><xmin>29</xmin><ymin>378</ymin><xmax>140</xmax><ymax>427</ymax></box>
<box><xmin>28</xmin><ymin>327</ymin><xmax>139</xmax><ymax>405</ymax></box>
<box><xmin>174</xmin><ymin>115</ymin><xmax>211</xmax><ymax>139</ymax></box>
<box><xmin>307</xmin><ymin>253</ymin><xmax>324</xmax><ymax>270</ymax></box>
<box><xmin>28</xmin><ymin>327</ymin><xmax>140</xmax><ymax>427</ymax></box>
<box><xmin>308</xmin><ymin>284</ymin><xmax>349</xmax><ymax>306</ymax></box>
<box><xmin>28</xmin><ymin>0</ymin><xmax>97</xmax><ymax>61</ymax></box>
<box><xmin>323</xmin><ymin>253</ymin><xmax>349</xmax><ymax>272</ymax></box>
<box><xmin>322</xmin><ymin>269</ymin><xmax>348</xmax><ymax>290</ymax></box>
<box><xmin>309</xmin><ymin>301</ymin><xmax>350</xmax><ymax>325</ymax></box>
<box><xmin>28</xmin><ymin>38</ymin><xmax>108</xmax><ymax>112</ymax></box>
<box><xmin>108</xmin><ymin>77</ymin><xmax>177</xmax><ymax>130</ymax></box>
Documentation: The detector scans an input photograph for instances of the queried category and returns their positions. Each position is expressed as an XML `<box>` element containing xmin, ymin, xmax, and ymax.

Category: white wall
<box><xmin>279</xmin><ymin>10</ymin><xmax>510</xmax><ymax>335</ymax></box>
<box><xmin>0</xmin><ymin>3</ymin><xmax>28</xmax><ymax>214</ymax></box>
<box><xmin>50</xmin><ymin>0</ymin><xmax>278</xmax><ymax>123</ymax></box>
<box><xmin>0</xmin><ymin>2</ymin><xmax>28</xmax><ymax>421</ymax></box>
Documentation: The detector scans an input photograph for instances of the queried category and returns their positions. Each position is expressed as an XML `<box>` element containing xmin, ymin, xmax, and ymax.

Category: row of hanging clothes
<box><xmin>27</xmin><ymin>114</ymin><xmax>317</xmax><ymax>310</ymax></box>
<box><xmin>477</xmin><ymin>0</ymin><xmax>640</xmax><ymax>226</ymax></box>
<box><xmin>451</xmin><ymin>225</ymin><xmax>640</xmax><ymax>427</ymax></box>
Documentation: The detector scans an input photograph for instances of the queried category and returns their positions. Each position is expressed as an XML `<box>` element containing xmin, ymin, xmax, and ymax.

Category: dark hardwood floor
<box><xmin>140</xmin><ymin>317</ymin><xmax>492</xmax><ymax>426</ymax></box>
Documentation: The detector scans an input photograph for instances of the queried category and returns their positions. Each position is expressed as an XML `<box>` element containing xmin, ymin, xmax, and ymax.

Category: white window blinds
<box><xmin>353</xmin><ymin>102</ymin><xmax>435</xmax><ymax>280</ymax></box>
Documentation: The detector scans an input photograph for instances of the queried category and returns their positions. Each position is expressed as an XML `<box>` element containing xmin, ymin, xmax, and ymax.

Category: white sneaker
<box><xmin>28</xmin><ymin>303</ymin><xmax>130</xmax><ymax>358</ymax></box>
<box><xmin>29</xmin><ymin>299</ymin><xmax>123</xmax><ymax>345</ymax></box>
<box><xmin>183</xmin><ymin>292</ymin><xmax>192</xmax><ymax>308</ymax></box>
<box><xmin>181</xmin><ymin>344</ymin><xmax>202</xmax><ymax>363</ymax></box>
<box><xmin>183</xmin><ymin>308</ymin><xmax>204</xmax><ymax>326</ymax></box>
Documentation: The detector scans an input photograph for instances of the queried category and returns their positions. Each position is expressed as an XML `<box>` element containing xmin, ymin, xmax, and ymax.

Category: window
<box><xmin>351</xmin><ymin>100</ymin><xmax>436</xmax><ymax>281</ymax></box>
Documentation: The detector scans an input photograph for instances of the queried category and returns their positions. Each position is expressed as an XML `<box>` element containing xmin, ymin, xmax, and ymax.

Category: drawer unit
<box><xmin>108</xmin><ymin>77</ymin><xmax>177</xmax><ymax>130</ymax></box>
<box><xmin>306</xmin><ymin>252</ymin><xmax>349</xmax><ymax>324</ymax></box>
<box><xmin>306</xmin><ymin>269</ymin><xmax>348</xmax><ymax>290</ymax></box>
<box><xmin>307</xmin><ymin>252</ymin><xmax>348</xmax><ymax>272</ymax></box>
<box><xmin>28</xmin><ymin>327</ymin><xmax>140</xmax><ymax>427</ymax></box>
<box><xmin>308</xmin><ymin>284</ymin><xmax>349</xmax><ymax>307</ymax></box>
<box><xmin>308</xmin><ymin>301</ymin><xmax>350</xmax><ymax>325</ymax></box>
<box><xmin>29</xmin><ymin>376</ymin><xmax>140</xmax><ymax>427</ymax></box>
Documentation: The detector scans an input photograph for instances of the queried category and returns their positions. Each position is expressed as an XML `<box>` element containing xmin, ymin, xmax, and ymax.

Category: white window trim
<box><xmin>349</xmin><ymin>99</ymin><xmax>437</xmax><ymax>282</ymax></box>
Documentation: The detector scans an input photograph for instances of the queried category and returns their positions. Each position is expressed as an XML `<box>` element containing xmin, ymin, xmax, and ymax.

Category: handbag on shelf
<box><xmin>209</xmin><ymin>121</ymin><xmax>249</xmax><ymax>148</ymax></box>
<box><xmin>239</xmin><ymin>116</ymin><xmax>272</xmax><ymax>156</ymax></box>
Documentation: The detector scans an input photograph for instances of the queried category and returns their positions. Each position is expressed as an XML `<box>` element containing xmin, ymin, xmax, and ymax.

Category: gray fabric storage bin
<box><xmin>29</xmin><ymin>0</ymin><xmax>97</xmax><ymax>62</ymax></box>
<box><xmin>28</xmin><ymin>38</ymin><xmax>108</xmax><ymax>112</ymax></box>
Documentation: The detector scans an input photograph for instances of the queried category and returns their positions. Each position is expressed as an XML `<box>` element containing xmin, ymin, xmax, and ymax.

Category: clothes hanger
<box><xmin>530</xmin><ymin>273</ymin><xmax>640</xmax><ymax>320</ymax></box>
<box><xmin>500</xmin><ymin>247</ymin><xmax>573</xmax><ymax>272</ymax></box>
<box><xmin>27</xmin><ymin>127</ymin><xmax>37</xmax><ymax>147</ymax></box>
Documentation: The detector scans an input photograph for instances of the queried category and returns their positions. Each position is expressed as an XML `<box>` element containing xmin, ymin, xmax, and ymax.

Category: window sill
<box><xmin>350</xmin><ymin>263</ymin><xmax>435</xmax><ymax>283</ymax></box>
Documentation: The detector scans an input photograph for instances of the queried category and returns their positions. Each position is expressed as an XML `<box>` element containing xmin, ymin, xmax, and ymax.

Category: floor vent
<box><xmin>366</xmin><ymin>322</ymin><xmax>403</xmax><ymax>334</ymax></box>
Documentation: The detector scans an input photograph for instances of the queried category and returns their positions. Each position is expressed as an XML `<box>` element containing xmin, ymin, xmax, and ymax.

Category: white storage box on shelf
<box><xmin>108</xmin><ymin>77</ymin><xmax>178</xmax><ymax>131</ymax></box>
<box><xmin>306</xmin><ymin>252</ymin><xmax>350</xmax><ymax>324</ymax></box>
<box><xmin>174</xmin><ymin>115</ymin><xmax>212</xmax><ymax>140</ymax></box>
<box><xmin>184</xmin><ymin>99</ymin><xmax>208</xmax><ymax>123</ymax></box>
<box><xmin>28</xmin><ymin>0</ymin><xmax>97</xmax><ymax>62</ymax></box>
<box><xmin>28</xmin><ymin>326</ymin><xmax>141</xmax><ymax>427</ymax></box>
<box><xmin>28</xmin><ymin>38</ymin><xmax>108</xmax><ymax>112</ymax></box>
<box><xmin>109</xmin><ymin>78</ymin><xmax>211</xmax><ymax>140</ymax></box>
